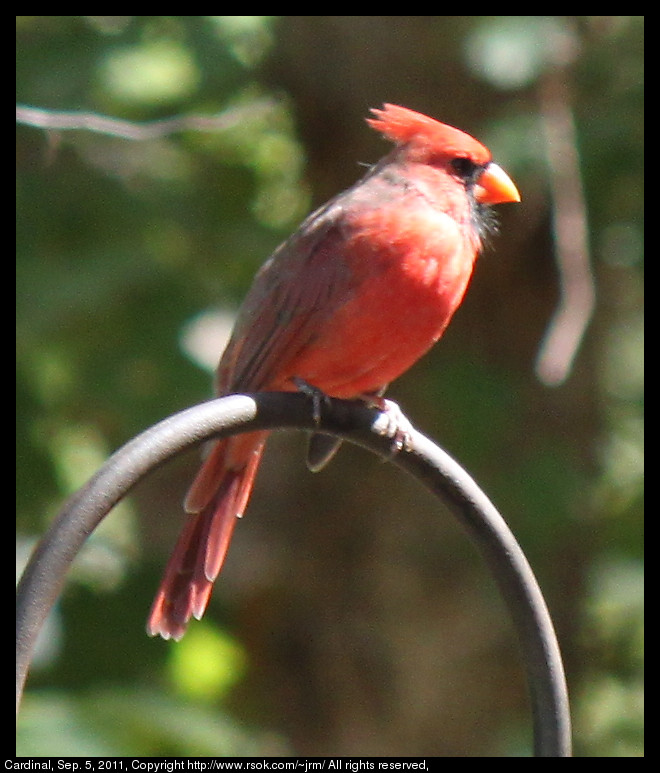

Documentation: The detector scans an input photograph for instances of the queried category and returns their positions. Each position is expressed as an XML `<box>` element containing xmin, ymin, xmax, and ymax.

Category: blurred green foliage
<box><xmin>17</xmin><ymin>16</ymin><xmax>643</xmax><ymax>757</ymax></box>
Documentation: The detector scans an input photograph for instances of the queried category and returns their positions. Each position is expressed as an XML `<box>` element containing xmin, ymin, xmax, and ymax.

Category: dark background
<box><xmin>17</xmin><ymin>16</ymin><xmax>643</xmax><ymax>756</ymax></box>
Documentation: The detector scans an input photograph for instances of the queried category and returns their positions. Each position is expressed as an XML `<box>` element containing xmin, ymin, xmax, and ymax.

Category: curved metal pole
<box><xmin>16</xmin><ymin>392</ymin><xmax>571</xmax><ymax>756</ymax></box>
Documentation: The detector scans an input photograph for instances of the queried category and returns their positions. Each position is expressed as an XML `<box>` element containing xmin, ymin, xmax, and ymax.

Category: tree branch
<box><xmin>15</xmin><ymin>99</ymin><xmax>277</xmax><ymax>141</ymax></box>
<box><xmin>536</xmin><ymin>71</ymin><xmax>596</xmax><ymax>386</ymax></box>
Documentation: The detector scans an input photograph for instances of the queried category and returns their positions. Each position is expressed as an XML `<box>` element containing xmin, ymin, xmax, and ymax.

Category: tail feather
<box><xmin>147</xmin><ymin>435</ymin><xmax>265</xmax><ymax>640</ymax></box>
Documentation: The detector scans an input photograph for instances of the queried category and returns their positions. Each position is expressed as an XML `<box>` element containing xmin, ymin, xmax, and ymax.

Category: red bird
<box><xmin>147</xmin><ymin>104</ymin><xmax>520</xmax><ymax>640</ymax></box>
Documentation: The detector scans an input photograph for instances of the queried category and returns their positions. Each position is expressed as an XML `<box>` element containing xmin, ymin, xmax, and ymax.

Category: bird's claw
<box><xmin>293</xmin><ymin>379</ymin><xmax>414</xmax><ymax>457</ymax></box>
<box><xmin>368</xmin><ymin>397</ymin><xmax>414</xmax><ymax>456</ymax></box>
<box><xmin>292</xmin><ymin>377</ymin><xmax>329</xmax><ymax>425</ymax></box>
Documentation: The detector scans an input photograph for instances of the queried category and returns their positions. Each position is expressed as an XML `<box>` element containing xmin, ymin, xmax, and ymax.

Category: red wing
<box><xmin>217</xmin><ymin>210</ymin><xmax>354</xmax><ymax>394</ymax></box>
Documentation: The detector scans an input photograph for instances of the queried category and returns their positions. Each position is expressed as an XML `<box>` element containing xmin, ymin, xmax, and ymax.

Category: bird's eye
<box><xmin>450</xmin><ymin>157</ymin><xmax>480</xmax><ymax>182</ymax></box>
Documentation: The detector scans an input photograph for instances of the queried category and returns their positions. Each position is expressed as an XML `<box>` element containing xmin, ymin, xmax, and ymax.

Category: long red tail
<box><xmin>147</xmin><ymin>432</ymin><xmax>266</xmax><ymax>640</ymax></box>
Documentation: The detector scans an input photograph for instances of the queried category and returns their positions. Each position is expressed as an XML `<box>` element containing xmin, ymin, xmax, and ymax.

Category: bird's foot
<box><xmin>292</xmin><ymin>377</ymin><xmax>330</xmax><ymax>426</ymax></box>
<box><xmin>362</xmin><ymin>395</ymin><xmax>415</xmax><ymax>456</ymax></box>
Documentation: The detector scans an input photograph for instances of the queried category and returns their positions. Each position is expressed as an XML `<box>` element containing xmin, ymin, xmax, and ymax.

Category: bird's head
<box><xmin>367</xmin><ymin>103</ymin><xmax>520</xmax><ymax>206</ymax></box>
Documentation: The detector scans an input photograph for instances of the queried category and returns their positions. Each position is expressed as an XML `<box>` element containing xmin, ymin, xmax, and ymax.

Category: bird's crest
<box><xmin>367</xmin><ymin>103</ymin><xmax>490</xmax><ymax>165</ymax></box>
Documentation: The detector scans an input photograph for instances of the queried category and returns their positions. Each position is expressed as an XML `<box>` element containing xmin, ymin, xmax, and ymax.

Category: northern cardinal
<box><xmin>147</xmin><ymin>104</ymin><xmax>520</xmax><ymax>640</ymax></box>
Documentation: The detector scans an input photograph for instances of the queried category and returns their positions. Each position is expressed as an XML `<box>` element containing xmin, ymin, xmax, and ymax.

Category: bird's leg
<box><xmin>291</xmin><ymin>376</ymin><xmax>330</xmax><ymax>425</ymax></box>
<box><xmin>292</xmin><ymin>378</ymin><xmax>413</xmax><ymax>465</ymax></box>
<box><xmin>292</xmin><ymin>377</ymin><xmax>343</xmax><ymax>471</ymax></box>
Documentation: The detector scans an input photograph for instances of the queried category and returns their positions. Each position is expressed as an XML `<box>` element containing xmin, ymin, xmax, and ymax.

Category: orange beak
<box><xmin>474</xmin><ymin>162</ymin><xmax>521</xmax><ymax>205</ymax></box>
